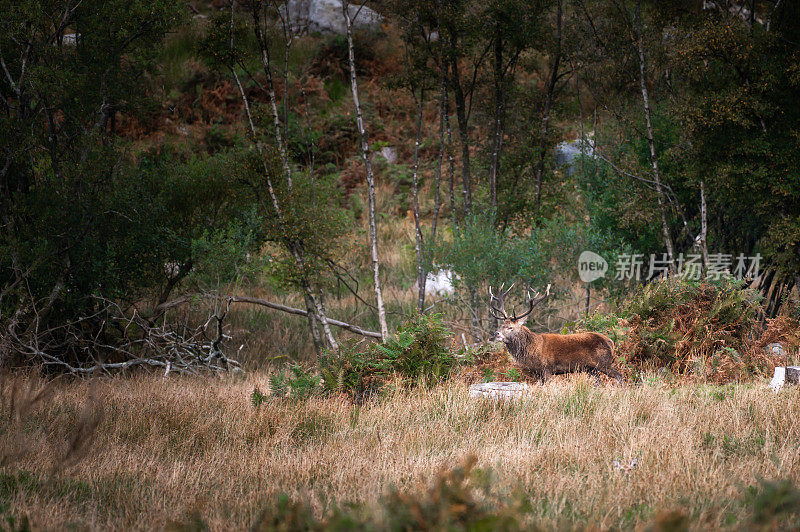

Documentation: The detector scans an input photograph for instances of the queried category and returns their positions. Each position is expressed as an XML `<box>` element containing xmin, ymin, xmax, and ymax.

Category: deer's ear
<box><xmin>517</xmin><ymin>314</ymin><xmax>531</xmax><ymax>325</ymax></box>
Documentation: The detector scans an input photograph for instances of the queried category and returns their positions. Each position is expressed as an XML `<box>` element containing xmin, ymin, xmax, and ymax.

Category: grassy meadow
<box><xmin>3</xmin><ymin>371</ymin><xmax>800</xmax><ymax>530</ymax></box>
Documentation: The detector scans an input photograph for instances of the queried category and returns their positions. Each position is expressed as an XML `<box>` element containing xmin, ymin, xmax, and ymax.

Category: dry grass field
<box><xmin>3</xmin><ymin>372</ymin><xmax>800</xmax><ymax>530</ymax></box>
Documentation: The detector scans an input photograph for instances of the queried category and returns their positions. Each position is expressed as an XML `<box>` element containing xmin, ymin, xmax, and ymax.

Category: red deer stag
<box><xmin>489</xmin><ymin>284</ymin><xmax>623</xmax><ymax>382</ymax></box>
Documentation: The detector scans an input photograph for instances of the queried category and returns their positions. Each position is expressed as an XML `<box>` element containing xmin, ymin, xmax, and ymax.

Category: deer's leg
<box><xmin>586</xmin><ymin>369</ymin><xmax>604</xmax><ymax>386</ymax></box>
<box><xmin>539</xmin><ymin>368</ymin><xmax>552</xmax><ymax>384</ymax></box>
<box><xmin>600</xmin><ymin>365</ymin><xmax>624</xmax><ymax>383</ymax></box>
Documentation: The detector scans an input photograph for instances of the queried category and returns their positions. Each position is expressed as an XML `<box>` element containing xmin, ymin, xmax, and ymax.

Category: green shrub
<box><xmin>621</xmin><ymin>277</ymin><xmax>761</xmax><ymax>325</ymax></box>
<box><xmin>175</xmin><ymin>459</ymin><xmax>800</xmax><ymax>530</ymax></box>
<box><xmin>269</xmin><ymin>364</ymin><xmax>322</xmax><ymax>400</ymax></box>
<box><xmin>252</xmin><ymin>316</ymin><xmax>456</xmax><ymax>404</ymax></box>
<box><xmin>249</xmin><ymin>456</ymin><xmax>527</xmax><ymax>531</ymax></box>
<box><xmin>320</xmin><ymin>341</ymin><xmax>391</xmax><ymax>401</ymax></box>
<box><xmin>376</xmin><ymin>313</ymin><xmax>458</xmax><ymax>385</ymax></box>
<box><xmin>506</xmin><ymin>367</ymin><xmax>523</xmax><ymax>382</ymax></box>
<box><xmin>576</xmin><ymin>311</ymin><xmax>629</xmax><ymax>345</ymax></box>
<box><xmin>576</xmin><ymin>277</ymin><xmax>767</xmax><ymax>382</ymax></box>
<box><xmin>320</xmin><ymin>314</ymin><xmax>457</xmax><ymax>400</ymax></box>
<box><xmin>250</xmin><ymin>388</ymin><xmax>267</xmax><ymax>408</ymax></box>
<box><xmin>250</xmin><ymin>493</ymin><xmax>330</xmax><ymax>532</ymax></box>
<box><xmin>382</xmin><ymin>455</ymin><xmax>527</xmax><ymax>531</ymax></box>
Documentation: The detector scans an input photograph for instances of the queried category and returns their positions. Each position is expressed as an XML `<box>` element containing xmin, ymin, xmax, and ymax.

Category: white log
<box><xmin>769</xmin><ymin>366</ymin><xmax>800</xmax><ymax>392</ymax></box>
<box><xmin>469</xmin><ymin>382</ymin><xmax>530</xmax><ymax>400</ymax></box>
<box><xmin>770</xmin><ymin>367</ymin><xmax>785</xmax><ymax>392</ymax></box>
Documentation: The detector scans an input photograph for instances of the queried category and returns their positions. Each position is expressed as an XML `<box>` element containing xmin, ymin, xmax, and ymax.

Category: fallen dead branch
<box><xmin>6</xmin><ymin>296</ymin><xmax>239</xmax><ymax>376</ymax></box>
<box><xmin>157</xmin><ymin>294</ymin><xmax>383</xmax><ymax>339</ymax></box>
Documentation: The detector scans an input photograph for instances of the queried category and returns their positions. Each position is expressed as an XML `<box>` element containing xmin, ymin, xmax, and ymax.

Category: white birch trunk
<box><xmin>700</xmin><ymin>179</ymin><xmax>710</xmax><ymax>270</ymax></box>
<box><xmin>233</xmin><ymin>3</ymin><xmax>338</xmax><ymax>351</ymax></box>
<box><xmin>342</xmin><ymin>0</ymin><xmax>389</xmax><ymax>340</ymax></box>
<box><xmin>635</xmin><ymin>3</ymin><xmax>676</xmax><ymax>270</ymax></box>
<box><xmin>232</xmin><ymin>70</ymin><xmax>339</xmax><ymax>351</ymax></box>
<box><xmin>411</xmin><ymin>90</ymin><xmax>426</xmax><ymax>313</ymax></box>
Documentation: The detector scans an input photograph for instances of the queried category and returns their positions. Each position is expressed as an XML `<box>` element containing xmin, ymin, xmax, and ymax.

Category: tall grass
<box><xmin>3</xmin><ymin>373</ymin><xmax>800</xmax><ymax>529</ymax></box>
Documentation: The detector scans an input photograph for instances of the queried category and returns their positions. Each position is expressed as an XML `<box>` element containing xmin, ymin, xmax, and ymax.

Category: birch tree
<box><xmin>342</xmin><ymin>0</ymin><xmax>389</xmax><ymax>340</ymax></box>
<box><xmin>574</xmin><ymin>0</ymin><xmax>680</xmax><ymax>269</ymax></box>
<box><xmin>631</xmin><ymin>0</ymin><xmax>676</xmax><ymax>270</ymax></box>
<box><xmin>218</xmin><ymin>1</ymin><xmax>339</xmax><ymax>352</ymax></box>
<box><xmin>410</xmin><ymin>89</ymin><xmax>427</xmax><ymax>312</ymax></box>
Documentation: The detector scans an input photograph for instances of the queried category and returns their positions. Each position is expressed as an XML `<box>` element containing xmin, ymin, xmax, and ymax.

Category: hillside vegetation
<box><xmin>2</xmin><ymin>0</ymin><xmax>800</xmax><ymax>369</ymax></box>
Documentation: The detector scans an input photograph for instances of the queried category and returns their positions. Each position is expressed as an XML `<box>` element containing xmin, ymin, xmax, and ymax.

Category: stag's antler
<box><xmin>488</xmin><ymin>283</ymin><xmax>514</xmax><ymax>319</ymax></box>
<box><xmin>515</xmin><ymin>284</ymin><xmax>551</xmax><ymax>321</ymax></box>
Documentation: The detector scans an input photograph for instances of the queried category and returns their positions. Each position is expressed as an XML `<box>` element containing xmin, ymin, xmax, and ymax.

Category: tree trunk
<box><xmin>411</xmin><ymin>89</ymin><xmax>427</xmax><ymax>313</ymax></box>
<box><xmin>342</xmin><ymin>0</ymin><xmax>389</xmax><ymax>340</ymax></box>
<box><xmin>303</xmin><ymin>291</ymin><xmax>324</xmax><ymax>353</ymax></box>
<box><xmin>449</xmin><ymin>51</ymin><xmax>482</xmax><ymax>338</ymax></box>
<box><xmin>451</xmin><ymin>58</ymin><xmax>482</xmax><ymax>338</ymax></box>
<box><xmin>585</xmin><ymin>282</ymin><xmax>591</xmax><ymax>317</ymax></box>
<box><xmin>534</xmin><ymin>0</ymin><xmax>562</xmax><ymax>209</ymax></box>
<box><xmin>450</xmin><ymin>55</ymin><xmax>472</xmax><ymax>218</ymax></box>
<box><xmin>468</xmin><ymin>286</ymin><xmax>482</xmax><ymax>342</ymax></box>
<box><xmin>234</xmin><ymin>70</ymin><xmax>338</xmax><ymax>351</ymax></box>
<box><xmin>489</xmin><ymin>35</ymin><xmax>503</xmax><ymax>213</ymax></box>
<box><xmin>444</xmin><ymin>79</ymin><xmax>458</xmax><ymax>233</ymax></box>
<box><xmin>231</xmin><ymin>2</ymin><xmax>338</xmax><ymax>352</ymax></box>
<box><xmin>634</xmin><ymin>1</ymin><xmax>675</xmax><ymax>270</ymax></box>
<box><xmin>700</xmin><ymin>179</ymin><xmax>710</xmax><ymax>270</ymax></box>
<box><xmin>252</xmin><ymin>4</ymin><xmax>293</xmax><ymax>187</ymax></box>
<box><xmin>430</xmin><ymin>75</ymin><xmax>445</xmax><ymax>243</ymax></box>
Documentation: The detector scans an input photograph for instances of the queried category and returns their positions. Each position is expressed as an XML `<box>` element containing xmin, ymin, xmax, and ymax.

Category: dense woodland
<box><xmin>2</xmin><ymin>0</ymin><xmax>800</xmax><ymax>371</ymax></box>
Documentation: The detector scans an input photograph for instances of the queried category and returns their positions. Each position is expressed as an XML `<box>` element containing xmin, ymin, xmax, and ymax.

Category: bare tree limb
<box><xmin>156</xmin><ymin>294</ymin><xmax>383</xmax><ymax>339</ymax></box>
<box><xmin>229</xmin><ymin>296</ymin><xmax>382</xmax><ymax>339</ymax></box>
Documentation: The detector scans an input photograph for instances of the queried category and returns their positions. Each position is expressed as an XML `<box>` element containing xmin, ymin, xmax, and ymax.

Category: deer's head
<box><xmin>489</xmin><ymin>283</ymin><xmax>551</xmax><ymax>344</ymax></box>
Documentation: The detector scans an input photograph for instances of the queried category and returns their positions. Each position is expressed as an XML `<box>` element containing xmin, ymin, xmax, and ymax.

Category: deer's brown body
<box><xmin>501</xmin><ymin>326</ymin><xmax>622</xmax><ymax>381</ymax></box>
<box><xmin>490</xmin><ymin>283</ymin><xmax>623</xmax><ymax>382</ymax></box>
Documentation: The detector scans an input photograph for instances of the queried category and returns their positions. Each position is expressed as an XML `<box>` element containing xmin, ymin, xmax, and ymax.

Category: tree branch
<box><xmin>156</xmin><ymin>294</ymin><xmax>383</xmax><ymax>339</ymax></box>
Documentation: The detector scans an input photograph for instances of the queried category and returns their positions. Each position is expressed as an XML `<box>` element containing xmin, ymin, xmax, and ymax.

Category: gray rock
<box><xmin>378</xmin><ymin>146</ymin><xmax>397</xmax><ymax>164</ymax></box>
<box><xmin>469</xmin><ymin>382</ymin><xmax>529</xmax><ymax>399</ymax></box>
<box><xmin>765</xmin><ymin>342</ymin><xmax>786</xmax><ymax>357</ymax></box>
<box><xmin>413</xmin><ymin>269</ymin><xmax>459</xmax><ymax>297</ymax></box>
<box><xmin>554</xmin><ymin>137</ymin><xmax>595</xmax><ymax>175</ymax></box>
<box><xmin>281</xmin><ymin>0</ymin><xmax>382</xmax><ymax>36</ymax></box>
